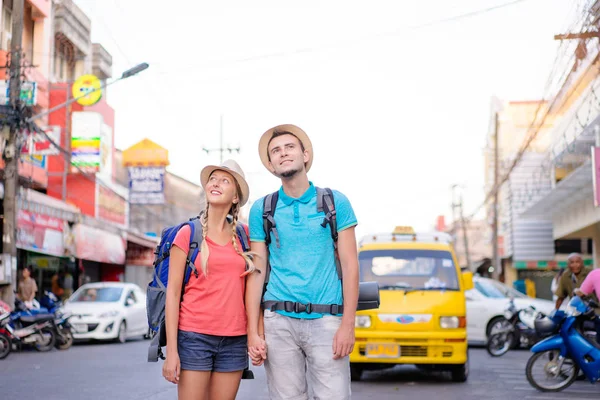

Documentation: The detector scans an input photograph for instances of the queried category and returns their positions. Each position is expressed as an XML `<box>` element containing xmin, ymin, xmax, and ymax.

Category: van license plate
<box><xmin>366</xmin><ymin>343</ymin><xmax>400</xmax><ymax>358</ymax></box>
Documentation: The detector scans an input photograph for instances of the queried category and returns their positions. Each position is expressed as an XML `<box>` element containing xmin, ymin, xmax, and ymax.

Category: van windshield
<box><xmin>359</xmin><ymin>249</ymin><xmax>460</xmax><ymax>291</ymax></box>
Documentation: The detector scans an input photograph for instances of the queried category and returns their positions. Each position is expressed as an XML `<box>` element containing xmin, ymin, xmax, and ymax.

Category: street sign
<box><xmin>0</xmin><ymin>81</ymin><xmax>38</xmax><ymax>106</ymax></box>
<box><xmin>72</xmin><ymin>74</ymin><xmax>102</xmax><ymax>106</ymax></box>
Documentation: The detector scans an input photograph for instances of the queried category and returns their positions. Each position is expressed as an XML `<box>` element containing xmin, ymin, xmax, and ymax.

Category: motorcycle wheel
<box><xmin>0</xmin><ymin>332</ymin><xmax>11</xmax><ymax>359</ymax></box>
<box><xmin>486</xmin><ymin>332</ymin><xmax>514</xmax><ymax>357</ymax></box>
<box><xmin>526</xmin><ymin>350</ymin><xmax>579</xmax><ymax>392</ymax></box>
<box><xmin>34</xmin><ymin>328</ymin><xmax>56</xmax><ymax>352</ymax></box>
<box><xmin>56</xmin><ymin>327</ymin><xmax>73</xmax><ymax>350</ymax></box>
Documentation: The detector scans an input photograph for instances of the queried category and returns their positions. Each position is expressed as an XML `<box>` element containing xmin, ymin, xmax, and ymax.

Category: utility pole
<box><xmin>202</xmin><ymin>115</ymin><xmax>240</xmax><ymax>163</ymax></box>
<box><xmin>1</xmin><ymin>0</ymin><xmax>24</xmax><ymax>307</ymax></box>
<box><xmin>451</xmin><ymin>184</ymin><xmax>471</xmax><ymax>270</ymax></box>
<box><xmin>492</xmin><ymin>112</ymin><xmax>501</xmax><ymax>280</ymax></box>
<box><xmin>458</xmin><ymin>192</ymin><xmax>472</xmax><ymax>270</ymax></box>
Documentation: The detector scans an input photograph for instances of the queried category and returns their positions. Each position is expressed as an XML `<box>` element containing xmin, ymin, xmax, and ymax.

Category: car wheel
<box><xmin>116</xmin><ymin>321</ymin><xmax>127</xmax><ymax>344</ymax></box>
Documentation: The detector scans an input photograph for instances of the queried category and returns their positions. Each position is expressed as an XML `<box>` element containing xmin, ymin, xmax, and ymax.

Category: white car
<box><xmin>63</xmin><ymin>282</ymin><xmax>149</xmax><ymax>343</ymax></box>
<box><xmin>466</xmin><ymin>276</ymin><xmax>555</xmax><ymax>344</ymax></box>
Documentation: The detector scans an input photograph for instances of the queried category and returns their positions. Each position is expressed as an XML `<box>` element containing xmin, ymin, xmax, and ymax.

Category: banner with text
<box><xmin>128</xmin><ymin>166</ymin><xmax>165</xmax><ymax>204</ymax></box>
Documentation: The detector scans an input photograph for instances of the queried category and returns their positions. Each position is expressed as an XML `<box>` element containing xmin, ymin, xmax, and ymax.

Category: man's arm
<box><xmin>246</xmin><ymin>241</ymin><xmax>268</xmax><ymax>364</ymax></box>
<box><xmin>555</xmin><ymin>275</ymin><xmax>568</xmax><ymax>309</ymax></box>
<box><xmin>333</xmin><ymin>226</ymin><xmax>359</xmax><ymax>359</ymax></box>
<box><xmin>246</xmin><ymin>241</ymin><xmax>267</xmax><ymax>337</ymax></box>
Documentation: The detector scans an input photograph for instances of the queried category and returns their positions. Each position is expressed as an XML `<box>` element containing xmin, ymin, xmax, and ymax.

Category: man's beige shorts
<box><xmin>263</xmin><ymin>310</ymin><xmax>351</xmax><ymax>400</ymax></box>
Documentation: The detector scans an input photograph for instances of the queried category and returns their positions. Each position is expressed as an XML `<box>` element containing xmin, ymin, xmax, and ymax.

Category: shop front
<box><xmin>72</xmin><ymin>223</ymin><xmax>126</xmax><ymax>287</ymax></box>
<box><xmin>16</xmin><ymin>208</ymin><xmax>68</xmax><ymax>299</ymax></box>
<box><xmin>15</xmin><ymin>189</ymin><xmax>81</xmax><ymax>299</ymax></box>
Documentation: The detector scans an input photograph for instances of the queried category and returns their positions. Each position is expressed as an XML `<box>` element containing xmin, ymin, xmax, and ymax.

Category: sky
<box><xmin>74</xmin><ymin>0</ymin><xmax>581</xmax><ymax>240</ymax></box>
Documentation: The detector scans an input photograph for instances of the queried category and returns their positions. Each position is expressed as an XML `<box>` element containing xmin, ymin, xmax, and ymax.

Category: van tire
<box><xmin>350</xmin><ymin>364</ymin><xmax>363</xmax><ymax>381</ymax></box>
<box><xmin>450</xmin><ymin>354</ymin><xmax>469</xmax><ymax>382</ymax></box>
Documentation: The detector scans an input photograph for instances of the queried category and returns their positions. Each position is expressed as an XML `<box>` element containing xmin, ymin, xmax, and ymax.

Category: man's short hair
<box><xmin>567</xmin><ymin>253</ymin><xmax>582</xmax><ymax>261</ymax></box>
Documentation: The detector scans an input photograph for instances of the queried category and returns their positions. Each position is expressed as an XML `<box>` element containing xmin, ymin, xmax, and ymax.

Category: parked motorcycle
<box><xmin>525</xmin><ymin>295</ymin><xmax>600</xmax><ymax>392</ymax></box>
<box><xmin>486</xmin><ymin>297</ymin><xmax>546</xmax><ymax>357</ymax></box>
<box><xmin>0</xmin><ymin>305</ymin><xmax>12</xmax><ymax>359</ymax></box>
<box><xmin>0</xmin><ymin>300</ymin><xmax>56</xmax><ymax>353</ymax></box>
<box><xmin>38</xmin><ymin>291</ymin><xmax>74</xmax><ymax>350</ymax></box>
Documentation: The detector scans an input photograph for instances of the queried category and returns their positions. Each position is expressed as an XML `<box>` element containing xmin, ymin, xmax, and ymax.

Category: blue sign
<box><xmin>128</xmin><ymin>166</ymin><xmax>165</xmax><ymax>204</ymax></box>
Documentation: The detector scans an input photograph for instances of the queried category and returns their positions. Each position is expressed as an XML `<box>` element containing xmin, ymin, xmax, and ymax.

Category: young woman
<box><xmin>162</xmin><ymin>159</ymin><xmax>256</xmax><ymax>400</ymax></box>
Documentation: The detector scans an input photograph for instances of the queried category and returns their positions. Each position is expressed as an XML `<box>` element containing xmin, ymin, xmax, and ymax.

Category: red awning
<box><xmin>73</xmin><ymin>224</ymin><xmax>126</xmax><ymax>264</ymax></box>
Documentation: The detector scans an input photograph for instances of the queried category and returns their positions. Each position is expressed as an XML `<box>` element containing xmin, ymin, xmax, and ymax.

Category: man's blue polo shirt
<box><xmin>249</xmin><ymin>182</ymin><xmax>357</xmax><ymax>319</ymax></box>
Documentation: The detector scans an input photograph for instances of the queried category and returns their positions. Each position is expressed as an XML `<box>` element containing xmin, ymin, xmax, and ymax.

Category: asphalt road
<box><xmin>1</xmin><ymin>339</ymin><xmax>598</xmax><ymax>400</ymax></box>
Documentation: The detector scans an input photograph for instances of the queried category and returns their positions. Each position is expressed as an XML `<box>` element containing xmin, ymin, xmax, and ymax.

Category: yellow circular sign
<box><xmin>72</xmin><ymin>74</ymin><xmax>102</xmax><ymax>106</ymax></box>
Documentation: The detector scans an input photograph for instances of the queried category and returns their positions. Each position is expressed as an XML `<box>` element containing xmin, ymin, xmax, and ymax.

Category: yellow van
<box><xmin>350</xmin><ymin>226</ymin><xmax>474</xmax><ymax>382</ymax></box>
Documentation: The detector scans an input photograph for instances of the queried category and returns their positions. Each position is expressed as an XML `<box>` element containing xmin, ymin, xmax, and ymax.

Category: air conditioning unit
<box><xmin>0</xmin><ymin>32</ymin><xmax>11</xmax><ymax>52</ymax></box>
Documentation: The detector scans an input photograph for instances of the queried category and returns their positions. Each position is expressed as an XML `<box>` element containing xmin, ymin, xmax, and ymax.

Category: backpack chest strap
<box><xmin>261</xmin><ymin>300</ymin><xmax>343</xmax><ymax>315</ymax></box>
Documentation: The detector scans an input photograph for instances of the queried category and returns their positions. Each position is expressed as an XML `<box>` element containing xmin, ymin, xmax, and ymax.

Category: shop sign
<box><xmin>96</xmin><ymin>183</ymin><xmax>128</xmax><ymax>227</ymax></box>
<box><xmin>28</xmin><ymin>256</ymin><xmax>61</xmax><ymax>270</ymax></box>
<box><xmin>128</xmin><ymin>166</ymin><xmax>165</xmax><ymax>204</ymax></box>
<box><xmin>73</xmin><ymin>224</ymin><xmax>126</xmax><ymax>265</ymax></box>
<box><xmin>16</xmin><ymin>209</ymin><xmax>65</xmax><ymax>257</ymax></box>
<box><xmin>72</xmin><ymin>75</ymin><xmax>102</xmax><ymax>106</ymax></box>
<box><xmin>71</xmin><ymin>111</ymin><xmax>102</xmax><ymax>173</ymax></box>
<box><xmin>21</xmin><ymin>126</ymin><xmax>61</xmax><ymax>156</ymax></box>
<box><xmin>0</xmin><ymin>81</ymin><xmax>38</xmax><ymax>106</ymax></box>
<box><xmin>126</xmin><ymin>243</ymin><xmax>156</xmax><ymax>267</ymax></box>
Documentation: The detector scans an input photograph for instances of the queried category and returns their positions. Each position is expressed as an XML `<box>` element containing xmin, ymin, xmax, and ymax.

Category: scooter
<box><xmin>487</xmin><ymin>297</ymin><xmax>546</xmax><ymax>357</ymax></box>
<box><xmin>0</xmin><ymin>307</ymin><xmax>12</xmax><ymax>359</ymax></box>
<box><xmin>525</xmin><ymin>295</ymin><xmax>600</xmax><ymax>392</ymax></box>
<box><xmin>37</xmin><ymin>291</ymin><xmax>74</xmax><ymax>350</ymax></box>
<box><xmin>0</xmin><ymin>300</ymin><xmax>56</xmax><ymax>353</ymax></box>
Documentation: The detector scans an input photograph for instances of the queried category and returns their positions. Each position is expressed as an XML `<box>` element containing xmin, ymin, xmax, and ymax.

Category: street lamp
<box><xmin>27</xmin><ymin>62</ymin><xmax>150</xmax><ymax>123</ymax></box>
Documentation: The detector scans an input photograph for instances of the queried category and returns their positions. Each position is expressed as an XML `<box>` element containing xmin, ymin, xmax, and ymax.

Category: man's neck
<box><xmin>281</xmin><ymin>173</ymin><xmax>310</xmax><ymax>199</ymax></box>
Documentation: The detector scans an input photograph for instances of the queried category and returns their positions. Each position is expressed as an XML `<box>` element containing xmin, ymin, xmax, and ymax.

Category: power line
<box><xmin>466</xmin><ymin>0</ymin><xmax>597</xmax><ymax>222</ymax></box>
<box><xmin>28</xmin><ymin>124</ymin><xmax>176</xmax><ymax>227</ymax></box>
<box><xmin>153</xmin><ymin>0</ymin><xmax>536</xmax><ymax>74</ymax></box>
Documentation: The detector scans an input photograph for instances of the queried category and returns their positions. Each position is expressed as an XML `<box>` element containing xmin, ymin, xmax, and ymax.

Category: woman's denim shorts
<box><xmin>177</xmin><ymin>330</ymin><xmax>248</xmax><ymax>372</ymax></box>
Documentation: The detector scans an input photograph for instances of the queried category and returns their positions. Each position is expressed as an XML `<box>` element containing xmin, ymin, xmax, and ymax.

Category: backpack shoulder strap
<box><xmin>316</xmin><ymin>187</ymin><xmax>341</xmax><ymax>282</ymax></box>
<box><xmin>185</xmin><ymin>216</ymin><xmax>203</xmax><ymax>280</ymax></box>
<box><xmin>263</xmin><ymin>192</ymin><xmax>280</xmax><ymax>248</ymax></box>
<box><xmin>235</xmin><ymin>223</ymin><xmax>250</xmax><ymax>252</ymax></box>
<box><xmin>316</xmin><ymin>187</ymin><xmax>338</xmax><ymax>243</ymax></box>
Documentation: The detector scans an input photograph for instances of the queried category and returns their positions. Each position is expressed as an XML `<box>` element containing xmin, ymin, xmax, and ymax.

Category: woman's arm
<box><xmin>165</xmin><ymin>247</ymin><xmax>187</xmax><ymax>358</ymax></box>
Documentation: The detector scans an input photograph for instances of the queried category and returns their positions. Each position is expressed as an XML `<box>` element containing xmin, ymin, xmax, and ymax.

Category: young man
<box><xmin>246</xmin><ymin>124</ymin><xmax>359</xmax><ymax>400</ymax></box>
<box><xmin>574</xmin><ymin>267</ymin><xmax>600</xmax><ymax>342</ymax></box>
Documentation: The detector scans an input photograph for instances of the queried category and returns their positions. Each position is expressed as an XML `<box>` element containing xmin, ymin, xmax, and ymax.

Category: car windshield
<box><xmin>475</xmin><ymin>279</ymin><xmax>526</xmax><ymax>299</ymax></box>
<box><xmin>71</xmin><ymin>287</ymin><xmax>123</xmax><ymax>302</ymax></box>
<box><xmin>359</xmin><ymin>249</ymin><xmax>460</xmax><ymax>290</ymax></box>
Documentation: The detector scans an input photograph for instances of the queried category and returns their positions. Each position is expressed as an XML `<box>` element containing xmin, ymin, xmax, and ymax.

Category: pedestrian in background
<box><xmin>18</xmin><ymin>265</ymin><xmax>38</xmax><ymax>309</ymax></box>
<box><xmin>554</xmin><ymin>253</ymin><xmax>595</xmax><ymax>310</ymax></box>
<box><xmin>162</xmin><ymin>160</ymin><xmax>256</xmax><ymax>400</ymax></box>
